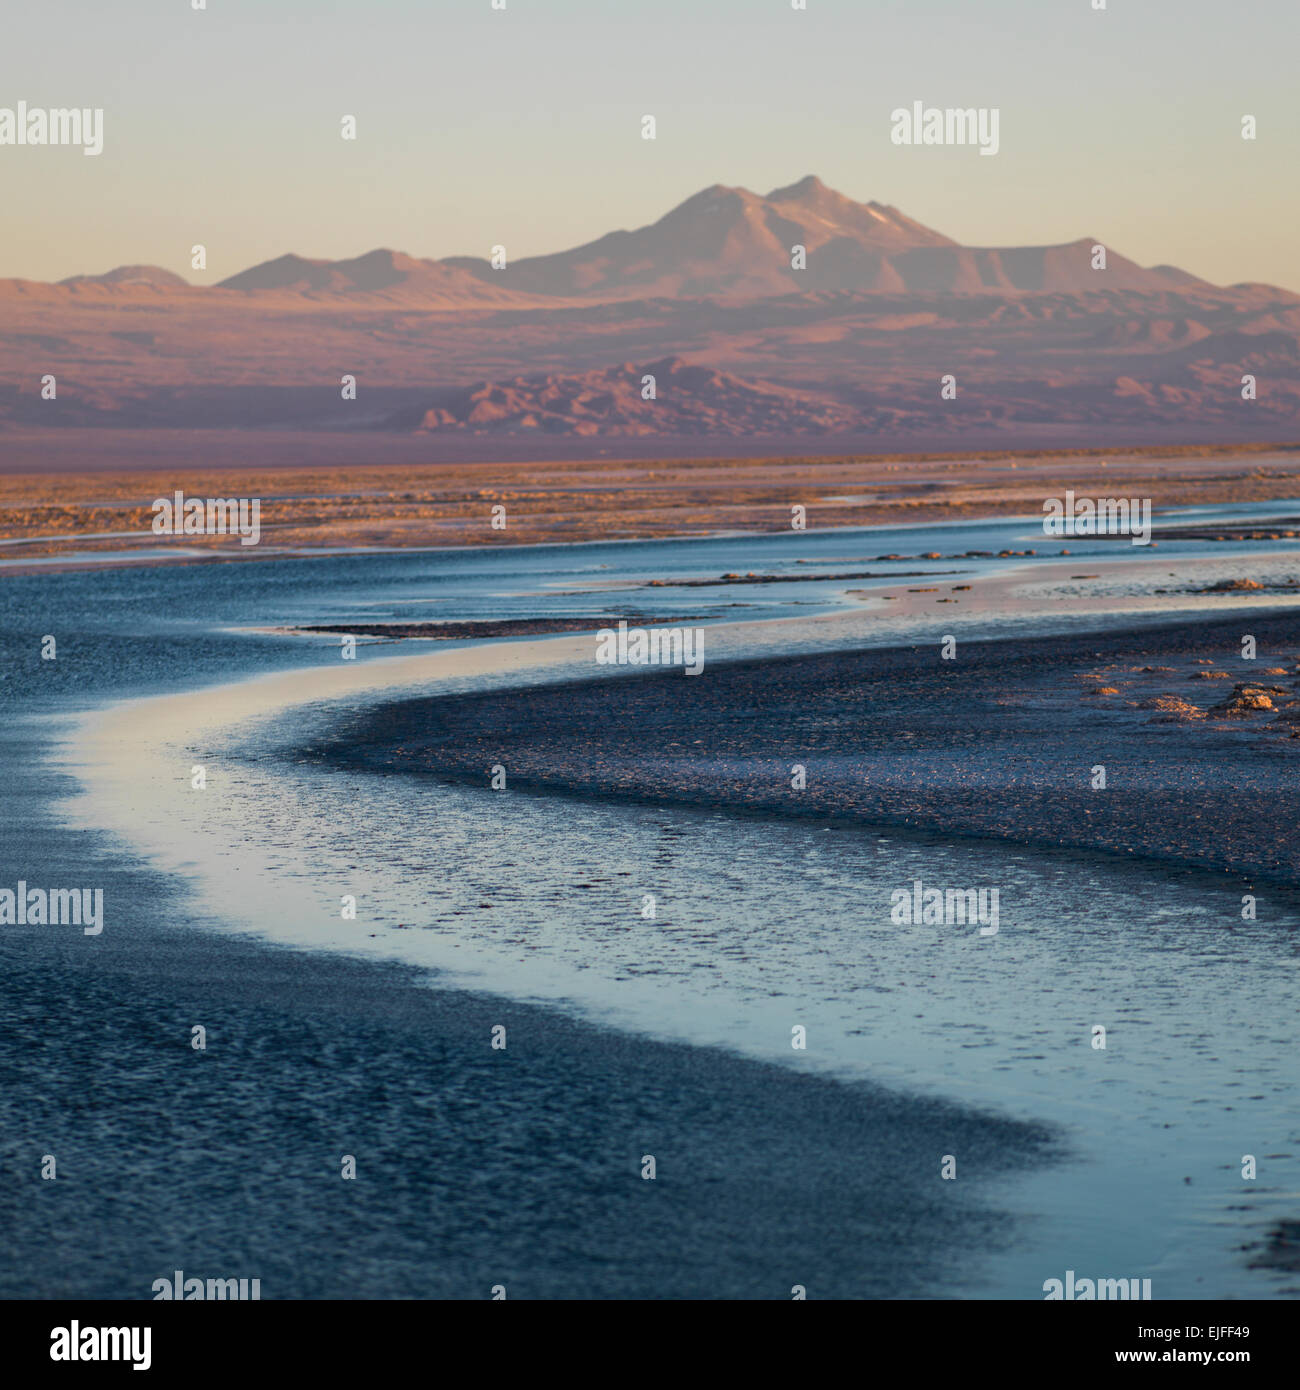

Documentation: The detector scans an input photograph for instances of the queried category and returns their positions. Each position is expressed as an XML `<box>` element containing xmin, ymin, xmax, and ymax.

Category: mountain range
<box><xmin>1</xmin><ymin>176</ymin><xmax>1296</xmax><ymax>453</ymax></box>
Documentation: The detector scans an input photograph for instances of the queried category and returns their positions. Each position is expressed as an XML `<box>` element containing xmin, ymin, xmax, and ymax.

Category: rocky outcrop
<box><xmin>1210</xmin><ymin>682</ymin><xmax>1288</xmax><ymax>716</ymax></box>
<box><xmin>1141</xmin><ymin>696</ymin><xmax>1207</xmax><ymax>722</ymax></box>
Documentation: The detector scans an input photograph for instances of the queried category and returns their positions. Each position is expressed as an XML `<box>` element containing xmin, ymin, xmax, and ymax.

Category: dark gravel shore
<box><xmin>291</xmin><ymin>615</ymin><xmax>705</xmax><ymax>640</ymax></box>
<box><xmin>310</xmin><ymin>610</ymin><xmax>1300</xmax><ymax>887</ymax></box>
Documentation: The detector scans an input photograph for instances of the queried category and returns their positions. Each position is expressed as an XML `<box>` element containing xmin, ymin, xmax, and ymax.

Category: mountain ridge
<box><xmin>2</xmin><ymin>177</ymin><xmax>1295</xmax><ymax>453</ymax></box>
<box><xmin>2</xmin><ymin>177</ymin><xmax>1241</xmax><ymax>303</ymax></box>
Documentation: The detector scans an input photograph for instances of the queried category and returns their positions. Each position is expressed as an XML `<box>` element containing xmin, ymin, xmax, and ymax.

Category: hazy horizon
<box><xmin>1</xmin><ymin>0</ymin><xmax>1297</xmax><ymax>291</ymax></box>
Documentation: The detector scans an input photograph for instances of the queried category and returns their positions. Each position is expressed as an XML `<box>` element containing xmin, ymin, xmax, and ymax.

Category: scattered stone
<box><xmin>1212</xmin><ymin>685</ymin><xmax>1276</xmax><ymax>716</ymax></box>
<box><xmin>1140</xmin><ymin>696</ymin><xmax>1205</xmax><ymax>720</ymax></box>
<box><xmin>1199</xmin><ymin>577</ymin><xmax>1265</xmax><ymax>592</ymax></box>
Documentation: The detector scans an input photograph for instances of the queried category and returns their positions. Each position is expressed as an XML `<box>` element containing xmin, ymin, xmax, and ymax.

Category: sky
<box><xmin>1</xmin><ymin>0</ymin><xmax>1297</xmax><ymax>290</ymax></box>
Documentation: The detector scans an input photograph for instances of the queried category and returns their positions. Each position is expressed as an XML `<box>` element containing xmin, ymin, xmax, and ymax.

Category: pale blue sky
<box><xmin>1</xmin><ymin>0</ymin><xmax>1296</xmax><ymax>288</ymax></box>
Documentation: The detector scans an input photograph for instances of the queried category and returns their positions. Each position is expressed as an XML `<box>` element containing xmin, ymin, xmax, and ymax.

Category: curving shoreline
<box><xmin>15</xmin><ymin>524</ymin><xmax>1299</xmax><ymax>1298</ymax></box>
<box><xmin>308</xmin><ymin>610</ymin><xmax>1300</xmax><ymax>889</ymax></box>
<box><xmin>2</xmin><ymin>701</ymin><xmax>1057</xmax><ymax>1300</ymax></box>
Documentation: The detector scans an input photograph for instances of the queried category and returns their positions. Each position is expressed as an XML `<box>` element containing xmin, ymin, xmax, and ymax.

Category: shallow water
<box><xmin>64</xmin><ymin>683</ymin><xmax>1300</xmax><ymax>1299</ymax></box>
<box><xmin>8</xmin><ymin>500</ymin><xmax>1300</xmax><ymax>1298</ymax></box>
